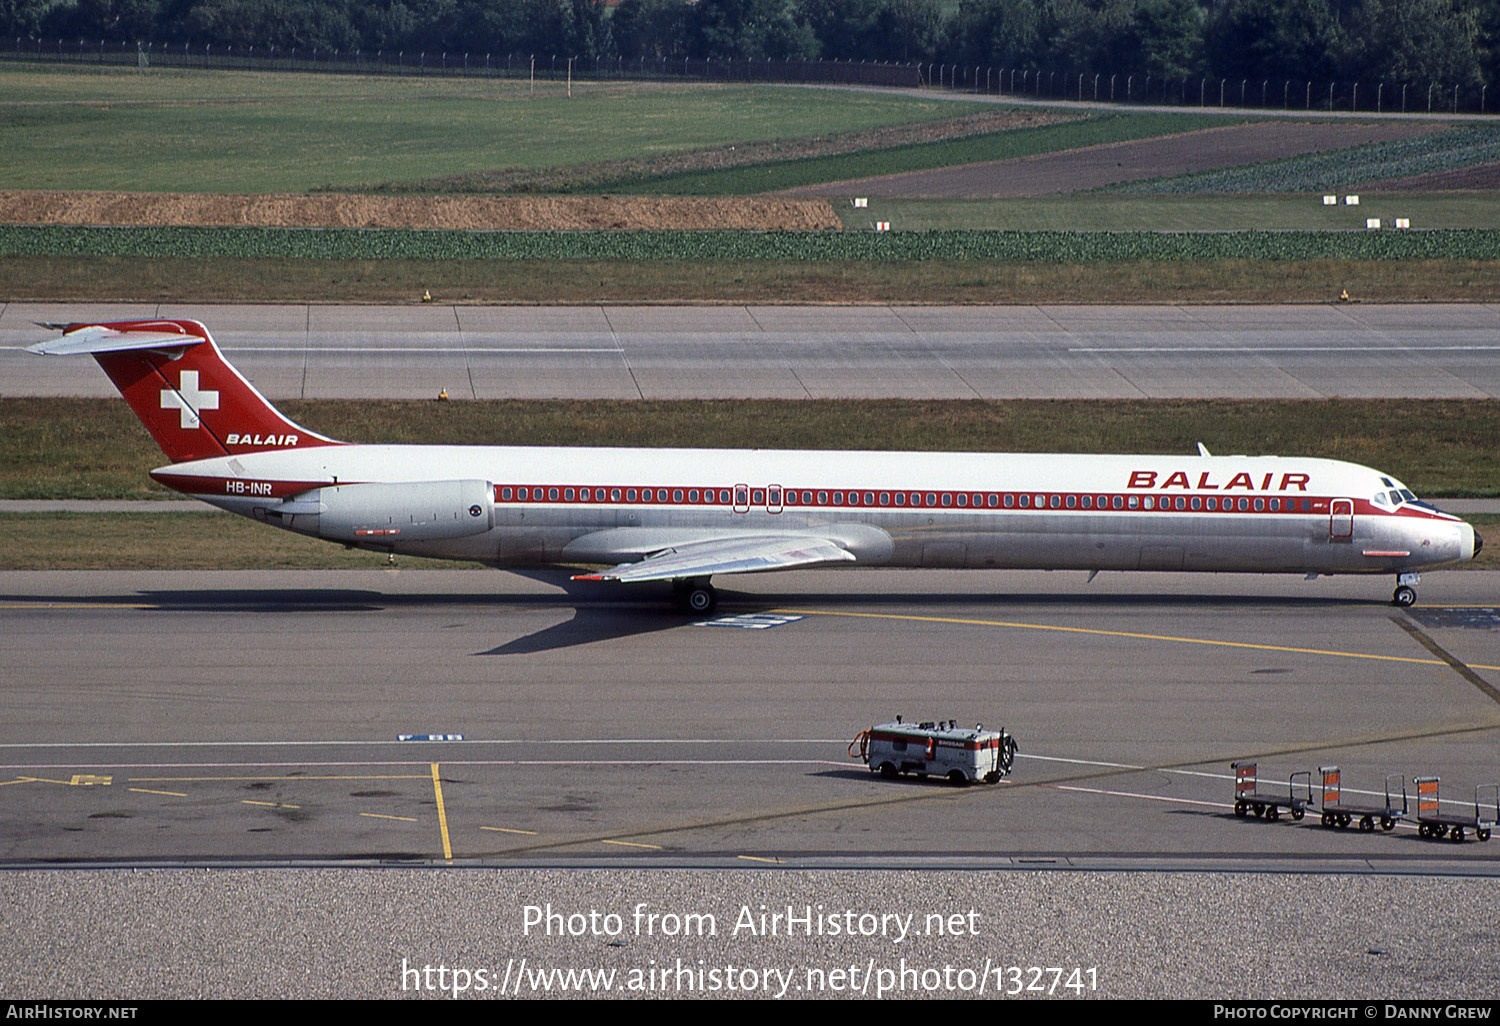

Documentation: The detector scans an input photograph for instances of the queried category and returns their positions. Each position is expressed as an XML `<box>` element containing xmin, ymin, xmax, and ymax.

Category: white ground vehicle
<box><xmin>850</xmin><ymin>718</ymin><xmax>1017</xmax><ymax>785</ymax></box>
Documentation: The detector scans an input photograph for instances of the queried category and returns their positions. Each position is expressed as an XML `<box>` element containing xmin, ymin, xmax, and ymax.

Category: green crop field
<box><xmin>0</xmin><ymin>66</ymin><xmax>995</xmax><ymax>193</ymax></box>
<box><xmin>600</xmin><ymin>112</ymin><xmax>1247</xmax><ymax>195</ymax></box>
<box><xmin>1113</xmin><ymin>125</ymin><xmax>1500</xmax><ymax>194</ymax></box>
<box><xmin>838</xmin><ymin>194</ymin><xmax>1500</xmax><ymax>231</ymax></box>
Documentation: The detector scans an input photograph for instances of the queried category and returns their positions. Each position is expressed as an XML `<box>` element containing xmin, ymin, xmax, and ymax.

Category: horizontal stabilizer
<box><xmin>573</xmin><ymin>534</ymin><xmax>855</xmax><ymax>583</ymax></box>
<box><xmin>28</xmin><ymin>325</ymin><xmax>203</xmax><ymax>357</ymax></box>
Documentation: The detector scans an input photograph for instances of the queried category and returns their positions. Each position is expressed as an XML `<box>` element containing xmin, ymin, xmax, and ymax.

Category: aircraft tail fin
<box><xmin>29</xmin><ymin>319</ymin><xmax>340</xmax><ymax>464</ymax></box>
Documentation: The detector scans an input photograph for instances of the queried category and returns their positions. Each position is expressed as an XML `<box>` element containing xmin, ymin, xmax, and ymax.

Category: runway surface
<box><xmin>6</xmin><ymin>301</ymin><xmax>1500</xmax><ymax>399</ymax></box>
<box><xmin>4</xmin><ymin>566</ymin><xmax>1500</xmax><ymax>997</ymax></box>
<box><xmin>4</xmin><ymin>567</ymin><xmax>1498</xmax><ymax>867</ymax></box>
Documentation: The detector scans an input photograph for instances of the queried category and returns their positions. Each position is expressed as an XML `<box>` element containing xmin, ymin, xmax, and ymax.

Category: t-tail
<box><xmin>28</xmin><ymin>319</ymin><xmax>340</xmax><ymax>463</ymax></box>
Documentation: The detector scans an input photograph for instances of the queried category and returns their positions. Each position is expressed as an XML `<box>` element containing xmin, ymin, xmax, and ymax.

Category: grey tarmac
<box><xmin>2</xmin><ymin>567</ymin><xmax>1498</xmax><ymax>996</ymax></box>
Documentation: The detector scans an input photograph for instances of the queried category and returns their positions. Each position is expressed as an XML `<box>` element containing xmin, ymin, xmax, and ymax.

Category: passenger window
<box><xmin>501</xmin><ymin>487</ymin><xmax>513</xmax><ymax>501</ymax></box>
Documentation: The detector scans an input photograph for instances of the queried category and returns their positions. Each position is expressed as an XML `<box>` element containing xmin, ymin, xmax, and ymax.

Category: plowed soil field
<box><xmin>0</xmin><ymin>192</ymin><xmax>842</xmax><ymax>230</ymax></box>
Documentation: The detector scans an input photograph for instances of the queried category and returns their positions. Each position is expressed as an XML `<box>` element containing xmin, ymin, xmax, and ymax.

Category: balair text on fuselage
<box><xmin>1128</xmin><ymin>470</ymin><xmax>1311</xmax><ymax>492</ymax></box>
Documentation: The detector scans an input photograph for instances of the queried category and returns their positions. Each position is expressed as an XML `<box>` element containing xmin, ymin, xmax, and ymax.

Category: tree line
<box><xmin>4</xmin><ymin>0</ymin><xmax>1497</xmax><ymax>91</ymax></box>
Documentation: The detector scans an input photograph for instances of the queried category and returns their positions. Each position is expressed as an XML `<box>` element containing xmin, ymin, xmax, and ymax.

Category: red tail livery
<box><xmin>33</xmin><ymin>319</ymin><xmax>338</xmax><ymax>463</ymax></box>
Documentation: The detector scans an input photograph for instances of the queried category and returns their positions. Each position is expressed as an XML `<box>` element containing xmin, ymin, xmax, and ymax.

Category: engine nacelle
<box><xmin>297</xmin><ymin>479</ymin><xmax>494</xmax><ymax>544</ymax></box>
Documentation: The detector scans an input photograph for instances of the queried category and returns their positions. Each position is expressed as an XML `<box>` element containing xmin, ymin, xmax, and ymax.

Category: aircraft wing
<box><xmin>571</xmin><ymin>534</ymin><xmax>856</xmax><ymax>583</ymax></box>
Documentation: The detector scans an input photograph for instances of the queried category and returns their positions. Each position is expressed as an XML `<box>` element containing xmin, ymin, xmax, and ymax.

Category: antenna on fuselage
<box><xmin>1197</xmin><ymin>443</ymin><xmax>1212</xmax><ymax>457</ymax></box>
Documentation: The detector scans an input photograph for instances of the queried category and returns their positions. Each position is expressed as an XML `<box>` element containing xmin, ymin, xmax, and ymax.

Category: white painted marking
<box><xmin>692</xmin><ymin>613</ymin><xmax>806</xmax><ymax>630</ymax></box>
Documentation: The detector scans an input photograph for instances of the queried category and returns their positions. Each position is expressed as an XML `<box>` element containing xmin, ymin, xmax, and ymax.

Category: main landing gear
<box><xmin>1391</xmin><ymin>572</ymin><xmax>1419</xmax><ymax>608</ymax></box>
<box><xmin>673</xmin><ymin>577</ymin><xmax>717</xmax><ymax>614</ymax></box>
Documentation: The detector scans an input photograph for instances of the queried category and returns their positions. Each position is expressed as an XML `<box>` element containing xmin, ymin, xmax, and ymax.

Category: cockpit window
<box><xmin>1399</xmin><ymin>489</ymin><xmax>1417</xmax><ymax>503</ymax></box>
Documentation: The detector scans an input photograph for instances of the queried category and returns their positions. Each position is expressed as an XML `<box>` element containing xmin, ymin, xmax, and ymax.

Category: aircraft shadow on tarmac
<box><xmin>4</xmin><ymin>576</ymin><xmax>1401</xmax><ymax>655</ymax></box>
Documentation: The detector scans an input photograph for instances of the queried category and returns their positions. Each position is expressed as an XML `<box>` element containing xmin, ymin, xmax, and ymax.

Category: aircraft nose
<box><xmin>1475</xmin><ymin>529</ymin><xmax>1484</xmax><ymax>557</ymax></box>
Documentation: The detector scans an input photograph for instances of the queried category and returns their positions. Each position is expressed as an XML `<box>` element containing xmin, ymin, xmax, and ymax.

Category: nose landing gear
<box><xmin>1392</xmin><ymin>572</ymin><xmax>1419</xmax><ymax>608</ymax></box>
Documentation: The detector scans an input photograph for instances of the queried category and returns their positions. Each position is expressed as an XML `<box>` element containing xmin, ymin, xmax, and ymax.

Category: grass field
<box><xmin>839</xmin><ymin>193</ymin><xmax>1500</xmax><ymax>231</ymax></box>
<box><xmin>0</xmin><ymin>68</ymin><xmax>995</xmax><ymax>192</ymax></box>
<box><xmin>6</xmin><ymin>397</ymin><xmax>1500</xmax><ymax>501</ymax></box>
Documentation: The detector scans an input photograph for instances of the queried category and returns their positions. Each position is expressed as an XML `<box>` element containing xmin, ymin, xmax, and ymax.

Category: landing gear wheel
<box><xmin>678</xmin><ymin>583</ymin><xmax>717</xmax><ymax>614</ymax></box>
<box><xmin>1393</xmin><ymin>585</ymin><xmax>1416</xmax><ymax>608</ymax></box>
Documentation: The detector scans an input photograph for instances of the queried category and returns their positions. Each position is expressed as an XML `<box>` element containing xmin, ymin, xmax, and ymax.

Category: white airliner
<box><xmin>31</xmin><ymin>318</ymin><xmax>1480</xmax><ymax>611</ymax></box>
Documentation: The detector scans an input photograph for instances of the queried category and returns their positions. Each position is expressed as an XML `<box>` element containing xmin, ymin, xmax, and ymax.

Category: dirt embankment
<box><xmin>0</xmin><ymin>191</ymin><xmax>843</xmax><ymax>231</ymax></box>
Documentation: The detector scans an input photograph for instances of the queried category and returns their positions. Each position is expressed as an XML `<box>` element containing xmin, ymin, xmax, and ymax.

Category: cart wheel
<box><xmin>948</xmin><ymin>770</ymin><xmax>968</xmax><ymax>787</ymax></box>
<box><xmin>1359</xmin><ymin>816</ymin><xmax>1375</xmax><ymax>832</ymax></box>
<box><xmin>1253</xmin><ymin>803</ymin><xmax>1265</xmax><ymax>818</ymax></box>
<box><xmin>1235</xmin><ymin>801</ymin><xmax>1247</xmax><ymax>817</ymax></box>
<box><xmin>878</xmin><ymin>762</ymin><xmax>897</xmax><ymax>779</ymax></box>
<box><xmin>1267</xmin><ymin>806</ymin><xmax>1280</xmax><ymax>821</ymax></box>
<box><xmin>1478</xmin><ymin>828</ymin><xmax>1491</xmax><ymax>842</ymax></box>
<box><xmin>1432</xmin><ymin>824</ymin><xmax>1448</xmax><ymax>839</ymax></box>
<box><xmin>1381</xmin><ymin>817</ymin><xmax>1395</xmax><ymax>832</ymax></box>
<box><xmin>1339</xmin><ymin>814</ymin><xmax>1352</xmax><ymax>828</ymax></box>
<box><xmin>1320</xmin><ymin>812</ymin><xmax>1333</xmax><ymax>827</ymax></box>
<box><xmin>1452</xmin><ymin>827</ymin><xmax>1466</xmax><ymax>843</ymax></box>
<box><xmin>1291</xmin><ymin>806</ymin><xmax>1304</xmax><ymax>821</ymax></box>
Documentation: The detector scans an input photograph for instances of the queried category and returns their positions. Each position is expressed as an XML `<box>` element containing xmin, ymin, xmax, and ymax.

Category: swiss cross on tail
<box><xmin>27</xmin><ymin>319</ymin><xmax>340</xmax><ymax>464</ymax></box>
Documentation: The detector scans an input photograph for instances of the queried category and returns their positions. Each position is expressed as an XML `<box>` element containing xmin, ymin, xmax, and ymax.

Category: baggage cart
<box><xmin>1231</xmin><ymin>761</ymin><xmax>1311</xmax><ymax>821</ymax></box>
<box><xmin>1407</xmin><ymin>778</ymin><xmax>1497</xmax><ymax>842</ymax></box>
<box><xmin>1317</xmin><ymin>766</ymin><xmax>1404</xmax><ymax>832</ymax></box>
